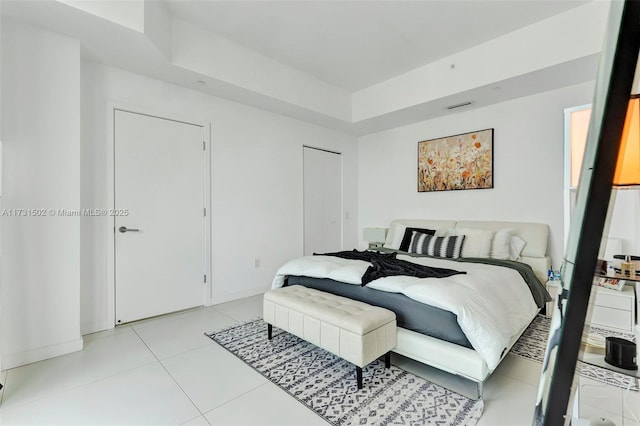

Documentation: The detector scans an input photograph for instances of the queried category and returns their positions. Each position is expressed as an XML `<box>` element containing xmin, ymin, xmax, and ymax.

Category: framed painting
<box><xmin>417</xmin><ymin>128</ymin><xmax>494</xmax><ymax>192</ymax></box>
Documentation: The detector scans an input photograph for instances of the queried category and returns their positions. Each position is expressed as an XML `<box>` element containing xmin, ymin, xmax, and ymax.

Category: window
<box><xmin>564</xmin><ymin>104</ymin><xmax>592</xmax><ymax>246</ymax></box>
<box><xmin>564</xmin><ymin>105</ymin><xmax>639</xmax><ymax>255</ymax></box>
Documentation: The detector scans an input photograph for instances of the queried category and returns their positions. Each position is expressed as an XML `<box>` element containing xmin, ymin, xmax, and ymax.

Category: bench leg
<box><xmin>384</xmin><ymin>351</ymin><xmax>391</xmax><ymax>368</ymax></box>
<box><xmin>267</xmin><ymin>324</ymin><xmax>273</xmax><ymax>340</ymax></box>
<box><xmin>476</xmin><ymin>380</ymin><xmax>484</xmax><ymax>400</ymax></box>
<box><xmin>356</xmin><ymin>366</ymin><xmax>363</xmax><ymax>389</ymax></box>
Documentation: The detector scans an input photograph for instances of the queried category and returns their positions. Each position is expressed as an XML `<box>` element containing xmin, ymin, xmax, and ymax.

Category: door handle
<box><xmin>119</xmin><ymin>226</ymin><xmax>140</xmax><ymax>233</ymax></box>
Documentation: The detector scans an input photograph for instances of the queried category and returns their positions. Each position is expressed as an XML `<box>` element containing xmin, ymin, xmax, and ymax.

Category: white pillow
<box><xmin>439</xmin><ymin>228</ymin><xmax>456</xmax><ymax>237</ymax></box>
<box><xmin>454</xmin><ymin>227</ymin><xmax>495</xmax><ymax>258</ymax></box>
<box><xmin>509</xmin><ymin>236</ymin><xmax>526</xmax><ymax>261</ymax></box>
<box><xmin>384</xmin><ymin>223</ymin><xmax>406</xmax><ymax>249</ymax></box>
<box><xmin>490</xmin><ymin>228</ymin><xmax>512</xmax><ymax>260</ymax></box>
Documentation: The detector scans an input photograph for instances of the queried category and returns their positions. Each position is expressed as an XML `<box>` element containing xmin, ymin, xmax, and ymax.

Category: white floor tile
<box><xmin>212</xmin><ymin>294</ymin><xmax>264</xmax><ymax>322</ymax></box>
<box><xmin>476</xmin><ymin>373</ymin><xmax>538</xmax><ymax>426</ymax></box>
<box><xmin>204</xmin><ymin>382</ymin><xmax>328</xmax><ymax>426</ymax></box>
<box><xmin>494</xmin><ymin>354</ymin><xmax>542</xmax><ymax>386</ymax></box>
<box><xmin>623</xmin><ymin>384</ymin><xmax>640</xmax><ymax>423</ymax></box>
<box><xmin>82</xmin><ymin>324</ymin><xmax>133</xmax><ymax>343</ymax></box>
<box><xmin>0</xmin><ymin>294</ymin><xmax>550</xmax><ymax>425</ymax></box>
<box><xmin>577</xmin><ymin>376</ymin><xmax>623</xmax><ymax>417</ymax></box>
<box><xmin>393</xmin><ymin>352</ymin><xmax>540</xmax><ymax>425</ymax></box>
<box><xmin>161</xmin><ymin>343</ymin><xmax>267</xmax><ymax>413</ymax></box>
<box><xmin>624</xmin><ymin>415</ymin><xmax>640</xmax><ymax>426</ymax></box>
<box><xmin>2</xmin><ymin>328</ymin><xmax>157</xmax><ymax>408</ymax></box>
<box><xmin>578</xmin><ymin>403</ymin><xmax>623</xmax><ymax>425</ymax></box>
<box><xmin>132</xmin><ymin>307</ymin><xmax>238</xmax><ymax>360</ymax></box>
<box><xmin>181</xmin><ymin>415</ymin><xmax>212</xmax><ymax>425</ymax></box>
<box><xmin>125</xmin><ymin>306</ymin><xmax>205</xmax><ymax>329</ymax></box>
<box><xmin>391</xmin><ymin>353</ymin><xmax>478</xmax><ymax>398</ymax></box>
<box><xmin>0</xmin><ymin>363</ymin><xmax>201</xmax><ymax>425</ymax></box>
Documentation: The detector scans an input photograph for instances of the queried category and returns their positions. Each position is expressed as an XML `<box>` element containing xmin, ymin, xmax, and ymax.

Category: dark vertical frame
<box><xmin>534</xmin><ymin>1</ymin><xmax>640</xmax><ymax>424</ymax></box>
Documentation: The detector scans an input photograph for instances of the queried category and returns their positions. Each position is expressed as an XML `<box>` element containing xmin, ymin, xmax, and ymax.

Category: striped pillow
<box><xmin>409</xmin><ymin>232</ymin><xmax>465</xmax><ymax>259</ymax></box>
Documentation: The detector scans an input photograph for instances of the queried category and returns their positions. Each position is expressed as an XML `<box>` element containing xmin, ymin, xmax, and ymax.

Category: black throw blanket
<box><xmin>314</xmin><ymin>250</ymin><xmax>466</xmax><ymax>285</ymax></box>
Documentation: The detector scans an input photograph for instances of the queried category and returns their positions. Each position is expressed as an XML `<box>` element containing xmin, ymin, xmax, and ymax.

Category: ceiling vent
<box><xmin>446</xmin><ymin>101</ymin><xmax>473</xmax><ymax>110</ymax></box>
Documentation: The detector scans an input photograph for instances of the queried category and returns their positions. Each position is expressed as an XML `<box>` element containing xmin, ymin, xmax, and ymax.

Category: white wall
<box><xmin>80</xmin><ymin>61</ymin><xmax>358</xmax><ymax>334</ymax></box>
<box><xmin>1</xmin><ymin>20</ymin><xmax>83</xmax><ymax>368</ymax></box>
<box><xmin>0</xmin><ymin>1</ymin><xmax>4</xmax><ymax>375</ymax></box>
<box><xmin>352</xmin><ymin>2</ymin><xmax>607</xmax><ymax>122</ymax></box>
<box><xmin>358</xmin><ymin>81</ymin><xmax>596</xmax><ymax>269</ymax></box>
<box><xmin>172</xmin><ymin>18</ymin><xmax>351</xmax><ymax>122</ymax></box>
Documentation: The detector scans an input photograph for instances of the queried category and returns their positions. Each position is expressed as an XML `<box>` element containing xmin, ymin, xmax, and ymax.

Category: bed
<box><xmin>271</xmin><ymin>219</ymin><xmax>552</xmax><ymax>397</ymax></box>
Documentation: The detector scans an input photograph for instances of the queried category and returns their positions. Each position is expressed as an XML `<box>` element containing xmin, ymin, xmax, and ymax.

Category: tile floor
<box><xmin>0</xmin><ymin>294</ymin><xmax>600</xmax><ymax>425</ymax></box>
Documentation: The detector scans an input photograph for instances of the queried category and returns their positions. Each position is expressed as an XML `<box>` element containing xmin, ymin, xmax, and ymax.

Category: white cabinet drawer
<box><xmin>591</xmin><ymin>289</ymin><xmax>633</xmax><ymax>310</ymax></box>
<box><xmin>589</xmin><ymin>304</ymin><xmax>634</xmax><ymax>332</ymax></box>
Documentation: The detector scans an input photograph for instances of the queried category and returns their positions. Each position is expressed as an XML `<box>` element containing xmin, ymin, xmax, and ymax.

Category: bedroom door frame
<box><xmin>105</xmin><ymin>102</ymin><xmax>213</xmax><ymax>328</ymax></box>
<box><xmin>302</xmin><ymin>145</ymin><xmax>344</xmax><ymax>255</ymax></box>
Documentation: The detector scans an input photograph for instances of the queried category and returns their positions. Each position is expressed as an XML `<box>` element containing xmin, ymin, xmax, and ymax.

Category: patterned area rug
<box><xmin>511</xmin><ymin>315</ymin><xmax>639</xmax><ymax>391</ymax></box>
<box><xmin>206</xmin><ymin>320</ymin><xmax>484</xmax><ymax>426</ymax></box>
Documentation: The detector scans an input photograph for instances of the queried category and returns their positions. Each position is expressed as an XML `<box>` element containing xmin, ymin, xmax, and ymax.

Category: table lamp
<box><xmin>363</xmin><ymin>228</ymin><xmax>387</xmax><ymax>249</ymax></box>
<box><xmin>613</xmin><ymin>94</ymin><xmax>640</xmax><ymax>187</ymax></box>
<box><xmin>603</xmin><ymin>238</ymin><xmax>622</xmax><ymax>263</ymax></box>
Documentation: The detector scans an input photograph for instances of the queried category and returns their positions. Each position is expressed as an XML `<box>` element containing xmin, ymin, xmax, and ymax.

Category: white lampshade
<box><xmin>613</xmin><ymin>95</ymin><xmax>640</xmax><ymax>187</ymax></box>
<box><xmin>363</xmin><ymin>227</ymin><xmax>387</xmax><ymax>244</ymax></box>
<box><xmin>604</xmin><ymin>238</ymin><xmax>622</xmax><ymax>261</ymax></box>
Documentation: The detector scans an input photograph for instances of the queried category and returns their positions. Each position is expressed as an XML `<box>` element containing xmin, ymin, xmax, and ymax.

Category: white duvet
<box><xmin>271</xmin><ymin>254</ymin><xmax>539</xmax><ymax>371</ymax></box>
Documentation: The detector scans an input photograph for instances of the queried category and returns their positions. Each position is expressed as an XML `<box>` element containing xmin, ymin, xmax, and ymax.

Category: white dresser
<box><xmin>588</xmin><ymin>284</ymin><xmax>636</xmax><ymax>333</ymax></box>
<box><xmin>546</xmin><ymin>280</ymin><xmax>637</xmax><ymax>332</ymax></box>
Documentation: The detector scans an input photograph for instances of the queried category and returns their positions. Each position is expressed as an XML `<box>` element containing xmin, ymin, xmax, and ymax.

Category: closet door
<box><xmin>303</xmin><ymin>147</ymin><xmax>342</xmax><ymax>255</ymax></box>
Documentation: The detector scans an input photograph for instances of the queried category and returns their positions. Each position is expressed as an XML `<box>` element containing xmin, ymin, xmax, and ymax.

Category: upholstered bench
<box><xmin>263</xmin><ymin>285</ymin><xmax>397</xmax><ymax>389</ymax></box>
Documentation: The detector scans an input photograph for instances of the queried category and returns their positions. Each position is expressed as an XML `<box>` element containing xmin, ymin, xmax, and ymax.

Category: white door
<box><xmin>303</xmin><ymin>147</ymin><xmax>342</xmax><ymax>255</ymax></box>
<box><xmin>115</xmin><ymin>110</ymin><xmax>205</xmax><ymax>324</ymax></box>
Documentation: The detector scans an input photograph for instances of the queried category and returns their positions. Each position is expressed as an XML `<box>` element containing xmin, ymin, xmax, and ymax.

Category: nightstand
<box><xmin>545</xmin><ymin>280</ymin><xmax>562</xmax><ymax>318</ymax></box>
<box><xmin>588</xmin><ymin>284</ymin><xmax>636</xmax><ymax>333</ymax></box>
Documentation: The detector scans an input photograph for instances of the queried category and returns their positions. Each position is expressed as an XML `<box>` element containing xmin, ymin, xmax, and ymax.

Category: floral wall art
<box><xmin>417</xmin><ymin>128</ymin><xmax>494</xmax><ymax>192</ymax></box>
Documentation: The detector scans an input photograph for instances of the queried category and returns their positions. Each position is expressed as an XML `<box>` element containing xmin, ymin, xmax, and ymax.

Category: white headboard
<box><xmin>384</xmin><ymin>219</ymin><xmax>551</xmax><ymax>283</ymax></box>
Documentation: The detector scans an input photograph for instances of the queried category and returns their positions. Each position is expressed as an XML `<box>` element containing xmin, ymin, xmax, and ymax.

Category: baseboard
<box><xmin>81</xmin><ymin>320</ymin><xmax>112</xmax><ymax>336</ymax></box>
<box><xmin>209</xmin><ymin>286</ymin><xmax>267</xmax><ymax>306</ymax></box>
<box><xmin>2</xmin><ymin>337</ymin><xmax>84</xmax><ymax>370</ymax></box>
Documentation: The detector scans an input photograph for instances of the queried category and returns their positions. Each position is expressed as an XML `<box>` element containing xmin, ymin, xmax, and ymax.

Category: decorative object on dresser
<box><xmin>593</xmin><ymin>276</ymin><xmax>625</xmax><ymax>292</ymax></box>
<box><xmin>621</xmin><ymin>255</ymin><xmax>636</xmax><ymax>278</ymax></box>
<box><xmin>611</xmin><ymin>254</ymin><xmax>640</xmax><ymax>279</ymax></box>
<box><xmin>417</xmin><ymin>128</ymin><xmax>494</xmax><ymax>192</ymax></box>
<box><xmin>206</xmin><ymin>319</ymin><xmax>484</xmax><ymax>426</ymax></box>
